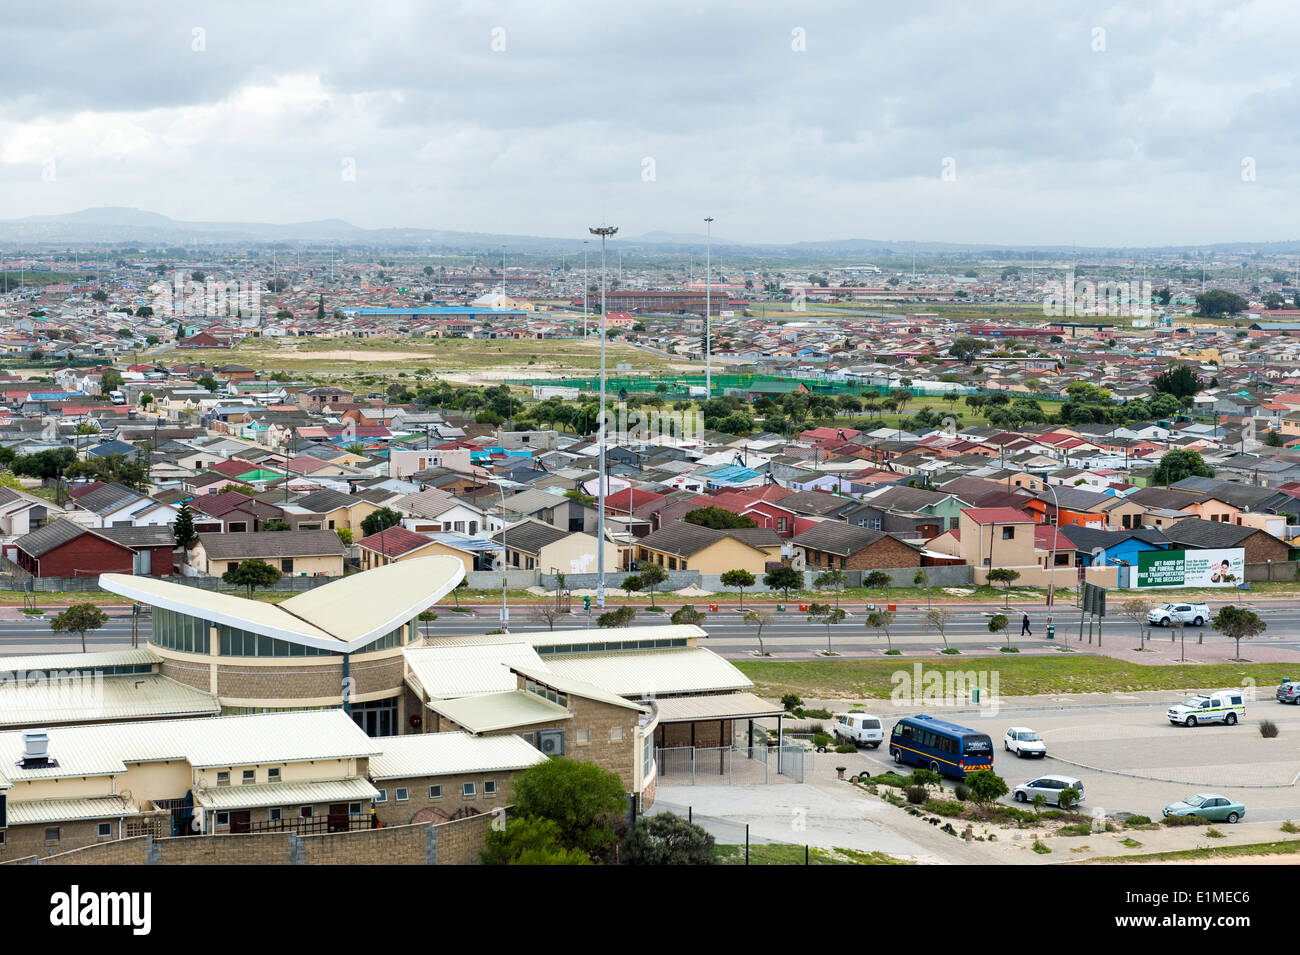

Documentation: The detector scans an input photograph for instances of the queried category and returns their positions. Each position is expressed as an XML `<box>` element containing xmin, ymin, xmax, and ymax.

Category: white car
<box><xmin>1147</xmin><ymin>602</ymin><xmax>1210</xmax><ymax>627</ymax></box>
<box><xmin>1004</xmin><ymin>727</ymin><xmax>1047</xmax><ymax>758</ymax></box>
<box><xmin>830</xmin><ymin>713</ymin><xmax>884</xmax><ymax>748</ymax></box>
<box><xmin>1012</xmin><ymin>774</ymin><xmax>1085</xmax><ymax>807</ymax></box>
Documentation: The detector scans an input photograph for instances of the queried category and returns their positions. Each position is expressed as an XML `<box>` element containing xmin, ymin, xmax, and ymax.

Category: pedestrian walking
<box><xmin>1021</xmin><ymin>612</ymin><xmax>1032</xmax><ymax>636</ymax></box>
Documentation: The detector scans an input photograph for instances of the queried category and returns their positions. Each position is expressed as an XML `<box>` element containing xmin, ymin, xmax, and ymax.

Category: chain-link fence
<box><xmin>655</xmin><ymin>744</ymin><xmax>804</xmax><ymax>784</ymax></box>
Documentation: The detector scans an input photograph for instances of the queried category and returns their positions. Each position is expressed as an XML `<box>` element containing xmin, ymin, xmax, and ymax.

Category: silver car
<box><xmin>1012</xmin><ymin>774</ymin><xmax>1085</xmax><ymax>807</ymax></box>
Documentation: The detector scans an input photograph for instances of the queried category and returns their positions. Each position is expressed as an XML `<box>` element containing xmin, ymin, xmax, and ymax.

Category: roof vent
<box><xmin>21</xmin><ymin>729</ymin><xmax>52</xmax><ymax>769</ymax></box>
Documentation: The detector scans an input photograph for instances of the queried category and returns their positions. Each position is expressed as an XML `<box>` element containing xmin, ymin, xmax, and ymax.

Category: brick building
<box><xmin>791</xmin><ymin>522</ymin><xmax>922</xmax><ymax>571</ymax></box>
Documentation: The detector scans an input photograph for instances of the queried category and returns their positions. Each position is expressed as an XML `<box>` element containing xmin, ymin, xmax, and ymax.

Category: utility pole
<box><xmin>705</xmin><ymin>217</ymin><xmax>714</xmax><ymax>396</ymax></box>
<box><xmin>589</xmin><ymin>223</ymin><xmax>618</xmax><ymax>610</ymax></box>
<box><xmin>582</xmin><ymin>241</ymin><xmax>589</xmax><ymax>339</ymax></box>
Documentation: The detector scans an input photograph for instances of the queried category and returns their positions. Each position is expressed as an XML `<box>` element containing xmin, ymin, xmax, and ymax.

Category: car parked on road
<box><xmin>831</xmin><ymin>713</ymin><xmax>883</xmax><ymax>748</ymax></box>
<box><xmin>1276</xmin><ymin>681</ymin><xmax>1300</xmax><ymax>704</ymax></box>
<box><xmin>1162</xmin><ymin>793</ymin><xmax>1245</xmax><ymax>824</ymax></box>
<box><xmin>1166</xmin><ymin>689</ymin><xmax>1245</xmax><ymax>726</ymax></box>
<box><xmin>1004</xmin><ymin>727</ymin><xmax>1047</xmax><ymax>758</ymax></box>
<box><xmin>1012</xmin><ymin>774</ymin><xmax>1085</xmax><ymax>806</ymax></box>
<box><xmin>1147</xmin><ymin>602</ymin><xmax>1210</xmax><ymax>627</ymax></box>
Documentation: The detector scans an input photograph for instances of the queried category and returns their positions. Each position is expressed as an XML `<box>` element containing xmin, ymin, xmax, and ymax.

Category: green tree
<box><xmin>197</xmin><ymin>375</ymin><xmax>219</xmax><ymax>392</ymax></box>
<box><xmin>988</xmin><ymin>613</ymin><xmax>1009</xmax><ymax>647</ymax></box>
<box><xmin>634</xmin><ymin>562</ymin><xmax>669</xmax><ymax>609</ymax></box>
<box><xmin>744</xmin><ymin>610</ymin><xmax>774</xmax><ymax>655</ymax></box>
<box><xmin>50</xmin><ymin>602</ymin><xmax>109</xmax><ymax>653</ymax></box>
<box><xmin>964</xmin><ymin>770</ymin><xmax>1009</xmax><ymax>806</ymax></box>
<box><xmin>360</xmin><ymin>507</ymin><xmax>402</xmax><ymax>537</ymax></box>
<box><xmin>263</xmin><ymin>519</ymin><xmax>291</xmax><ymax>531</ymax></box>
<box><xmin>866</xmin><ymin>609</ymin><xmax>896</xmax><ymax>652</ymax></box>
<box><xmin>1194</xmin><ymin>289</ymin><xmax>1247</xmax><ymax>317</ymax></box>
<box><xmin>1152</xmin><ymin>363</ymin><xmax>1202</xmax><ymax>400</ymax></box>
<box><xmin>172</xmin><ymin>499</ymin><xmax>198</xmax><ymax>550</ymax></box>
<box><xmin>986</xmin><ymin>568</ymin><xmax>1021</xmax><ymax>607</ymax></box>
<box><xmin>864</xmin><ymin>570</ymin><xmax>892</xmax><ymax>588</ymax></box>
<box><xmin>1212</xmin><ymin>604</ymin><xmax>1267</xmax><ymax>660</ymax></box>
<box><xmin>336</xmin><ymin>527</ymin><xmax>353</xmax><ymax>547</ymax></box>
<box><xmin>683</xmin><ymin>506</ymin><xmax>757</xmax><ymax>530</ymax></box>
<box><xmin>808</xmin><ymin>602</ymin><xmax>846</xmax><ymax>654</ymax></box>
<box><xmin>670</xmin><ymin>604</ymin><xmax>705</xmax><ymax>625</ymax></box>
<box><xmin>222</xmin><ymin>558</ymin><xmax>282</xmax><ymax>597</ymax></box>
<box><xmin>481</xmin><ymin>815</ymin><xmax>592</xmax><ymax>866</ymax></box>
<box><xmin>764</xmin><ymin>564</ymin><xmax>803</xmax><ymax>599</ymax></box>
<box><xmin>509</xmin><ymin>759</ymin><xmax>629</xmax><ymax>858</ymax></box>
<box><xmin>949</xmin><ymin>337</ymin><xmax>985</xmax><ymax>364</ymax></box>
<box><xmin>622</xmin><ymin>812</ymin><xmax>715</xmax><ymax>865</ymax></box>
<box><xmin>1152</xmin><ymin>449</ymin><xmax>1214</xmax><ymax>486</ymax></box>
<box><xmin>813</xmin><ymin>568</ymin><xmax>847</xmax><ymax>608</ymax></box>
<box><xmin>720</xmin><ymin>568</ymin><xmax>756</xmax><ymax>607</ymax></box>
<box><xmin>925</xmin><ymin>607</ymin><xmax>955</xmax><ymax>652</ymax></box>
<box><xmin>598</xmin><ymin>605</ymin><xmax>636</xmax><ymax>628</ymax></box>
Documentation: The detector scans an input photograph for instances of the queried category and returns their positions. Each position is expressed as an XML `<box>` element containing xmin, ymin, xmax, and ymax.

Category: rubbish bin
<box><xmin>776</xmin><ymin>604</ymin><xmax>785</xmax><ymax>612</ymax></box>
<box><xmin>971</xmin><ymin>688</ymin><xmax>982</xmax><ymax>703</ymax></box>
<box><xmin>1046</xmin><ymin>625</ymin><xmax>1055</xmax><ymax>640</ymax></box>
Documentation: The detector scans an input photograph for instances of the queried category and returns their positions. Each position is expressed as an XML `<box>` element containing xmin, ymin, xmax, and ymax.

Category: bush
<box><xmin>923</xmin><ymin>800</ymin><xmax>965</xmax><ymax>817</ymax></box>
<box><xmin>812</xmin><ymin>732</ymin><xmax>833</xmax><ymax>748</ymax></box>
<box><xmin>1031</xmin><ymin>840</ymin><xmax>1051</xmax><ymax>854</ymax></box>
<box><xmin>1261</xmin><ymin>720</ymin><xmax>1280</xmax><ymax>738</ymax></box>
<box><xmin>510</xmin><ymin>759</ymin><xmax>629</xmax><ymax>857</ymax></box>
<box><xmin>909</xmin><ymin>768</ymin><xmax>941</xmax><ymax>787</ymax></box>
<box><xmin>1057</xmin><ymin>787</ymin><xmax>1080</xmax><ymax>810</ymax></box>
<box><xmin>1163</xmin><ymin>813</ymin><xmax>1207</xmax><ymax>827</ymax></box>
<box><xmin>999</xmin><ymin>646</ymin><xmax>1020</xmax><ymax>653</ymax></box>
<box><xmin>869</xmin><ymin>772</ymin><xmax>910</xmax><ymax>788</ymax></box>
<box><xmin>1205</xmin><ymin>827</ymin><xmax>1225</xmax><ymax>839</ymax></box>
<box><xmin>906</xmin><ymin>786</ymin><xmax>928</xmax><ymax>805</ymax></box>
<box><xmin>805</xmin><ymin>723</ymin><xmax>825</xmax><ymax>736</ymax></box>
<box><xmin>964</xmin><ymin>770</ymin><xmax>1009</xmax><ymax>806</ymax></box>
<box><xmin>801</xmin><ymin>707</ymin><xmax>833</xmax><ymax>720</ymax></box>
<box><xmin>622</xmin><ymin>812</ymin><xmax>715</xmax><ymax>865</ymax></box>
<box><xmin>954</xmin><ymin>784</ymin><xmax>971</xmax><ymax>802</ymax></box>
<box><xmin>834</xmin><ymin>743</ymin><xmax>857</xmax><ymax>754</ymax></box>
<box><xmin>884</xmin><ymin>649</ymin><xmax>901</xmax><ymax>655</ymax></box>
<box><xmin>1281</xmin><ymin>820</ymin><xmax>1300</xmax><ymax>834</ymax></box>
<box><xmin>1125</xmin><ymin>814</ymin><xmax>1153</xmax><ymax>827</ymax></box>
<box><xmin>780</xmin><ymin>693</ymin><xmax>803</xmax><ymax>713</ymax></box>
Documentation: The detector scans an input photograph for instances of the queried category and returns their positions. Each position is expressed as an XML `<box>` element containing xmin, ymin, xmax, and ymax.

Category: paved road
<box><xmin>7</xmin><ymin>602</ymin><xmax>1300</xmax><ymax>657</ymax></box>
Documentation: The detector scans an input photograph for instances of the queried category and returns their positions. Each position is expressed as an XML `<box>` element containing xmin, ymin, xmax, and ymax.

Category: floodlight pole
<box><xmin>589</xmin><ymin>224</ymin><xmax>618</xmax><ymax>610</ymax></box>
<box><xmin>705</xmin><ymin>217</ymin><xmax>713</xmax><ymax>396</ymax></box>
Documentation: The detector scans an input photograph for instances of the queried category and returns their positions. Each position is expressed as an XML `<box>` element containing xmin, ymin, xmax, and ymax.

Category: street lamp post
<box><xmin>1044</xmin><ymin>480</ymin><xmax>1062</xmax><ymax>637</ymax></box>
<box><xmin>589</xmin><ymin>224</ymin><xmax>618</xmax><ymax>610</ymax></box>
<box><xmin>582</xmin><ymin>241</ymin><xmax>589</xmax><ymax>339</ymax></box>
<box><xmin>497</xmin><ymin>481</ymin><xmax>509</xmax><ymax>634</ymax></box>
<box><xmin>704</xmin><ymin>217</ymin><xmax>713</xmax><ymax>396</ymax></box>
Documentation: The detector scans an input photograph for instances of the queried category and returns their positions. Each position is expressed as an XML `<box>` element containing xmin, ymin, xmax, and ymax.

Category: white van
<box><xmin>831</xmin><ymin>713</ymin><xmax>884</xmax><ymax>748</ymax></box>
<box><xmin>1167</xmin><ymin>689</ymin><xmax>1245</xmax><ymax>727</ymax></box>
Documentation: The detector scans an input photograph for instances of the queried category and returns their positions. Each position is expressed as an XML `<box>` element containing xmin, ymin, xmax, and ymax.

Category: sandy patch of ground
<box><xmin>283</xmin><ymin>349</ymin><xmax>431</xmax><ymax>362</ymax></box>
<box><xmin>674</xmin><ymin>585</ymin><xmax>715</xmax><ymax>597</ymax></box>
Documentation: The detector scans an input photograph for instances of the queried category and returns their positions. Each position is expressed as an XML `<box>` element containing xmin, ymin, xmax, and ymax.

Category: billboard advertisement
<box><xmin>1135</xmin><ymin>548</ymin><xmax>1245</xmax><ymax>589</ymax></box>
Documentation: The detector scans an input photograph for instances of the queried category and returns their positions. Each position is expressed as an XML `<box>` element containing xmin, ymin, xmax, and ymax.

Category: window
<box><xmin>396</xmin><ymin>788</ymin><xmax>409</xmax><ymax>802</ymax></box>
<box><xmin>97</xmin><ymin>822</ymin><xmax>112</xmax><ymax>838</ymax></box>
<box><xmin>228</xmin><ymin>521</ymin><xmax>247</xmax><ymax>533</ymax></box>
<box><xmin>242</xmin><ymin>770</ymin><xmax>255</xmax><ymax>785</ymax></box>
<box><xmin>462</xmin><ymin>782</ymin><xmax>477</xmax><ymax>797</ymax></box>
<box><xmin>576</xmin><ymin>729</ymin><xmax>590</xmax><ymax>744</ymax></box>
<box><xmin>610</xmin><ymin>726</ymin><xmax>624</xmax><ymax>742</ymax></box>
<box><xmin>0</xmin><ymin>831</ymin><xmax>5</xmax><ymax>846</ymax></box>
<box><xmin>281</xmin><ymin>558</ymin><xmax>294</xmax><ymax>573</ymax></box>
<box><xmin>268</xmin><ymin>768</ymin><xmax>281</xmax><ymax>782</ymax></box>
<box><xmin>429</xmin><ymin>785</ymin><xmax>442</xmax><ymax>799</ymax></box>
<box><xmin>348</xmin><ymin>803</ymin><xmax>362</xmax><ymax>815</ymax></box>
<box><xmin>300</xmin><ymin>806</ymin><xmax>313</xmax><ymax>818</ymax></box>
<box><xmin>484</xmin><ymin>780</ymin><xmax>496</xmax><ymax>795</ymax></box>
<box><xmin>269</xmin><ymin>808</ymin><xmax>282</xmax><ymax>821</ymax></box>
<box><xmin>44</xmin><ymin>828</ymin><xmax>60</xmax><ymax>843</ymax></box>
<box><xmin>375</xmin><ymin>790</ymin><xmax>387</xmax><ymax>803</ymax></box>
<box><xmin>216</xmin><ymin>813</ymin><xmax>230</xmax><ymax>827</ymax></box>
<box><xmin>216</xmin><ymin>771</ymin><xmax>230</xmax><ymax>787</ymax></box>
<box><xmin>1001</xmin><ymin>526</ymin><xmax>1015</xmax><ymax>540</ymax></box>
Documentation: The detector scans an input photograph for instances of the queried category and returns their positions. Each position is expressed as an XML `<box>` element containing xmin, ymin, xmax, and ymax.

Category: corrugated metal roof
<box><xmin>425</xmin><ymin>691</ymin><xmax>570</xmax><ymax>734</ymax></box>
<box><xmin>510</xmin><ymin>663</ymin><xmax>647</xmax><ymax>712</ymax></box>
<box><xmin>0</xmin><ymin>709</ymin><xmax>379</xmax><ymax>783</ymax></box>
<box><xmin>403</xmin><ymin>643</ymin><xmax>546</xmax><ymax>699</ymax></box>
<box><xmin>0</xmin><ymin>647</ymin><xmax>160</xmax><ymax>674</ymax></box>
<box><xmin>7</xmin><ymin>795</ymin><xmax>136</xmax><ymax>825</ymax></box>
<box><xmin>543</xmin><ymin>647</ymin><xmax>752</xmax><ymax>696</ymax></box>
<box><xmin>652</xmin><ymin>692</ymin><xmax>785</xmax><ymax>723</ymax></box>
<box><xmin>194</xmin><ymin>775</ymin><xmax>377</xmax><ymax>810</ymax></box>
<box><xmin>424</xmin><ymin>624</ymin><xmax>705</xmax><ymax>649</ymax></box>
<box><xmin>368</xmin><ymin>731</ymin><xmax>548</xmax><ymax>779</ymax></box>
<box><xmin>0</xmin><ymin>674</ymin><xmax>219</xmax><ymax>727</ymax></box>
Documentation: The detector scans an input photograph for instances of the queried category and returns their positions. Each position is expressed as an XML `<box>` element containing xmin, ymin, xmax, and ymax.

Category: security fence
<box><xmin>654</xmin><ymin>744</ymin><xmax>804</xmax><ymax>784</ymax></box>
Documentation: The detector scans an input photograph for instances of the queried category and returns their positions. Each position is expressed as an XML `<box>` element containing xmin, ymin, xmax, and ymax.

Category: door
<box><xmin>328</xmin><ymin>803</ymin><xmax>349</xmax><ymax>833</ymax></box>
<box><xmin>229</xmin><ymin>810</ymin><xmax>251</xmax><ymax>834</ymax></box>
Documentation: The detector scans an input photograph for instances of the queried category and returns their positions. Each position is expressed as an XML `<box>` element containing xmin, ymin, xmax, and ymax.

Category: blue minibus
<box><xmin>889</xmin><ymin>714</ymin><xmax>994</xmax><ymax>779</ymax></box>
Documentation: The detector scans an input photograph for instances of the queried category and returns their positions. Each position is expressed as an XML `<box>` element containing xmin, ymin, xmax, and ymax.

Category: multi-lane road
<box><xmin>7</xmin><ymin>601</ymin><xmax>1300</xmax><ymax>658</ymax></box>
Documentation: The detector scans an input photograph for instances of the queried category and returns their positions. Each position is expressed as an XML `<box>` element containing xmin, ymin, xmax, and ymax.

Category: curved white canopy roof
<box><xmin>99</xmin><ymin>555</ymin><xmax>465</xmax><ymax>653</ymax></box>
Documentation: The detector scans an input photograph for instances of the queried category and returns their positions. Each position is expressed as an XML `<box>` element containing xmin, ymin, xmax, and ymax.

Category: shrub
<box><xmin>1125</xmin><ymin>814</ymin><xmax>1153</xmax><ymax>827</ymax></box>
<box><xmin>1261</xmin><ymin>720</ymin><xmax>1280</xmax><ymax>738</ymax></box>
<box><xmin>964</xmin><ymin>770</ymin><xmax>1009</xmax><ymax>806</ymax></box>
<box><xmin>999</xmin><ymin>646</ymin><xmax>1020</xmax><ymax>653</ymax></box>
<box><xmin>954</xmin><ymin>783</ymin><xmax>971</xmax><ymax>802</ymax></box>
<box><xmin>802</xmin><ymin>708</ymin><xmax>833</xmax><ymax>720</ymax></box>
<box><xmin>780</xmin><ymin>693</ymin><xmax>803</xmax><ymax>713</ymax></box>
<box><xmin>923</xmin><ymin>800</ymin><xmax>965</xmax><ymax>817</ymax></box>
<box><xmin>806</xmin><ymin>723</ymin><xmax>825</xmax><ymax>736</ymax></box>
<box><xmin>1205</xmin><ymin>827</ymin><xmax>1226</xmax><ymax>839</ymax></box>
<box><xmin>622</xmin><ymin>812</ymin><xmax>716</xmax><ymax>865</ymax></box>
<box><xmin>1163</xmin><ymin>813</ymin><xmax>1207</xmax><ymax>827</ymax></box>
<box><xmin>812</xmin><ymin>732</ymin><xmax>833</xmax><ymax>748</ymax></box>
<box><xmin>884</xmin><ymin>648</ymin><xmax>901</xmax><ymax>655</ymax></box>
<box><xmin>909</xmin><ymin>768</ymin><xmax>941</xmax><ymax>787</ymax></box>
<box><xmin>1282</xmin><ymin>820</ymin><xmax>1300</xmax><ymax>834</ymax></box>
<box><xmin>1031</xmin><ymin>840</ymin><xmax>1051</xmax><ymax>854</ymax></box>
<box><xmin>906</xmin><ymin>786</ymin><xmax>928</xmax><ymax>805</ymax></box>
<box><xmin>1057</xmin><ymin>787</ymin><xmax>1080</xmax><ymax>810</ymax></box>
<box><xmin>834</xmin><ymin>743</ymin><xmax>857</xmax><ymax>754</ymax></box>
<box><xmin>869</xmin><ymin>772</ymin><xmax>910</xmax><ymax>788</ymax></box>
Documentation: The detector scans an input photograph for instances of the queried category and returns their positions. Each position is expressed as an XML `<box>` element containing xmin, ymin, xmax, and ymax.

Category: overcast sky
<box><xmin>0</xmin><ymin>0</ymin><xmax>1296</xmax><ymax>246</ymax></box>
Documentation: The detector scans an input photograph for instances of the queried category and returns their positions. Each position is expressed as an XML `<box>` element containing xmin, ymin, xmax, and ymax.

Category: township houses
<box><xmin>634</xmin><ymin>523</ymin><xmax>784</xmax><ymax>574</ymax></box>
<box><xmin>189</xmin><ymin>529</ymin><xmax>349</xmax><ymax>577</ymax></box>
<box><xmin>10</xmin><ymin>519</ymin><xmax>176</xmax><ymax>578</ymax></box>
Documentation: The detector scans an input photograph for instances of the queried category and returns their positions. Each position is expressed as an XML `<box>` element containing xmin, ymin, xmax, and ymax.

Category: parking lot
<box><xmin>812</xmin><ymin>689</ymin><xmax>1300</xmax><ymax>824</ymax></box>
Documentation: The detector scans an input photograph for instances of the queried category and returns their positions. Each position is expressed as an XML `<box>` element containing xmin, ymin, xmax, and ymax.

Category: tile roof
<box><xmin>198</xmin><ymin>529</ymin><xmax>348</xmax><ymax>560</ymax></box>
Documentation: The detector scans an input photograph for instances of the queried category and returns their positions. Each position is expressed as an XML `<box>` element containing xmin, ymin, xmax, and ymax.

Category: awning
<box><xmin>7</xmin><ymin>795</ymin><xmax>137</xmax><ymax>825</ymax></box>
<box><xmin>194</xmin><ymin>776</ymin><xmax>378</xmax><ymax>811</ymax></box>
<box><xmin>652</xmin><ymin>692</ymin><xmax>786</xmax><ymax>724</ymax></box>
